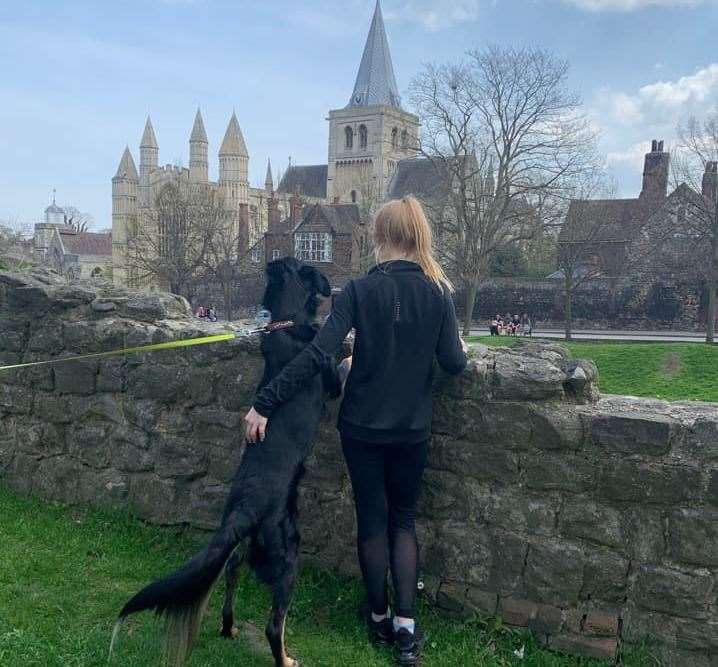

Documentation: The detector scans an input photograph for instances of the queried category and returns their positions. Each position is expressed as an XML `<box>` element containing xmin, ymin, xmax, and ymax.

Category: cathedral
<box><xmin>111</xmin><ymin>0</ymin><xmax>420</xmax><ymax>288</ymax></box>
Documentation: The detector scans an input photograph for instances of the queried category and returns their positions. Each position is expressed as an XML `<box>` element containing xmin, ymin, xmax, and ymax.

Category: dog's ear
<box><xmin>299</xmin><ymin>265</ymin><xmax>331</xmax><ymax>297</ymax></box>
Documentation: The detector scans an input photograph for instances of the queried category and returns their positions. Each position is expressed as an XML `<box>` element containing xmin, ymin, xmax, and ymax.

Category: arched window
<box><xmin>351</xmin><ymin>190</ymin><xmax>357</xmax><ymax>203</ymax></box>
<box><xmin>401</xmin><ymin>129</ymin><xmax>409</xmax><ymax>149</ymax></box>
<box><xmin>359</xmin><ymin>125</ymin><xmax>368</xmax><ymax>149</ymax></box>
<box><xmin>345</xmin><ymin>126</ymin><xmax>354</xmax><ymax>150</ymax></box>
<box><xmin>391</xmin><ymin>127</ymin><xmax>398</xmax><ymax>149</ymax></box>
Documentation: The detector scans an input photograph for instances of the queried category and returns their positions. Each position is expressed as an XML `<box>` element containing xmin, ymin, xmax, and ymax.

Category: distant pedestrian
<box><xmin>522</xmin><ymin>313</ymin><xmax>532</xmax><ymax>337</ymax></box>
<box><xmin>196</xmin><ymin>305</ymin><xmax>206</xmax><ymax>319</ymax></box>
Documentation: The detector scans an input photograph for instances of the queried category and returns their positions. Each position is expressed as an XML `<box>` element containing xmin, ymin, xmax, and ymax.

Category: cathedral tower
<box><xmin>112</xmin><ymin>147</ymin><xmax>138</xmax><ymax>286</ymax></box>
<box><xmin>139</xmin><ymin>116</ymin><xmax>159</xmax><ymax>206</ymax></box>
<box><xmin>326</xmin><ymin>0</ymin><xmax>420</xmax><ymax>206</ymax></box>
<box><xmin>219</xmin><ymin>112</ymin><xmax>250</xmax><ymax>250</ymax></box>
<box><xmin>189</xmin><ymin>108</ymin><xmax>209</xmax><ymax>184</ymax></box>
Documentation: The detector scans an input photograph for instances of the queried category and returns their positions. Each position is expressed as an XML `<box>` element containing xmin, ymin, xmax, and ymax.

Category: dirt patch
<box><xmin>662</xmin><ymin>352</ymin><xmax>683</xmax><ymax>378</ymax></box>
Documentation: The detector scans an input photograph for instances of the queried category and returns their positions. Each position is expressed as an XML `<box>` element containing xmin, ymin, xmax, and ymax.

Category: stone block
<box><xmin>490</xmin><ymin>351</ymin><xmax>565</xmax><ymax>401</ymax></box>
<box><xmin>0</xmin><ymin>316</ymin><xmax>28</xmax><ymax>351</ymax></box>
<box><xmin>485</xmin><ymin>488</ymin><xmax>557</xmax><ymax>537</ymax></box>
<box><xmin>187</xmin><ymin>480</ymin><xmax>229</xmax><ymax>529</ymax></box>
<box><xmin>424</xmin><ymin>521</ymin><xmax>492</xmax><ymax>586</ymax></box>
<box><xmin>589</xmin><ymin>411</ymin><xmax>674</xmax><ymax>456</ymax></box>
<box><xmin>33</xmin><ymin>456</ymin><xmax>79</xmax><ymax>503</ymax></box>
<box><xmin>189</xmin><ymin>406</ymin><xmax>241</xmax><ymax>431</ymax></box>
<box><xmin>128</xmin><ymin>473</ymin><xmax>183</xmax><ymax>524</ymax></box>
<box><xmin>675</xmin><ymin>619</ymin><xmax>718</xmax><ymax>652</ymax></box>
<box><xmin>529</xmin><ymin>603</ymin><xmax>564</xmax><ymax>636</ymax></box>
<box><xmin>430</xmin><ymin>435</ymin><xmax>519</xmax><ymax>485</ymax></box>
<box><xmin>127</xmin><ymin>364</ymin><xmax>189</xmax><ymax>402</ymax></box>
<box><xmin>599</xmin><ymin>460</ymin><xmax>703</xmax><ymax>504</ymax></box>
<box><xmin>676</xmin><ymin>416</ymin><xmax>718</xmax><ymax>461</ymax></box>
<box><xmin>68</xmin><ymin>423</ymin><xmax>112</xmax><ymax>468</ymax></box>
<box><xmin>465</xmin><ymin>587</ymin><xmax>498</xmax><ymax>617</ymax></box>
<box><xmin>110</xmin><ymin>425</ymin><xmax>153</xmax><ymax>473</ymax></box>
<box><xmin>524</xmin><ymin>539</ymin><xmax>584</xmax><ymax>607</ymax></box>
<box><xmin>488</xmin><ymin>529</ymin><xmax>528</xmax><ymax>595</ymax></box>
<box><xmin>77</xmin><ymin>468</ymin><xmax>128</xmax><ymax>508</ymax></box>
<box><xmin>560</xmin><ymin>499</ymin><xmax>623</xmax><ymax>549</ymax></box>
<box><xmin>97</xmin><ymin>358</ymin><xmax>125</xmax><ymax>393</ymax></box>
<box><xmin>550</xmin><ymin>634</ymin><xmax>618</xmax><ymax>661</ymax></box>
<box><xmin>634</xmin><ymin>564</ymin><xmax>714</xmax><ymax>620</ymax></box>
<box><xmin>17</xmin><ymin>421</ymin><xmax>65</xmax><ymax>458</ymax></box>
<box><xmin>187</xmin><ymin>367</ymin><xmax>216</xmax><ymax>406</ymax></box>
<box><xmin>622</xmin><ymin>507</ymin><xmax>665</xmax><ymax>560</ymax></box>
<box><xmin>0</xmin><ymin>384</ymin><xmax>32</xmax><ymax>414</ymax></box>
<box><xmin>498</xmin><ymin>597</ymin><xmax>536</xmax><ymax>627</ymax></box>
<box><xmin>524</xmin><ymin>452</ymin><xmax>596</xmax><ymax>494</ymax></box>
<box><xmin>581</xmin><ymin>549</ymin><xmax>629</xmax><ymax>603</ymax></box>
<box><xmin>54</xmin><ymin>356</ymin><xmax>98</xmax><ymax>395</ymax></box>
<box><xmin>668</xmin><ymin>508</ymin><xmax>718</xmax><ymax>567</ymax></box>
<box><xmin>154</xmin><ymin>434</ymin><xmax>208</xmax><ymax>480</ymax></box>
<box><xmin>436</xmin><ymin>582</ymin><xmax>468</xmax><ymax>615</ymax></box>
<box><xmin>122</xmin><ymin>398</ymin><xmax>160</xmax><ymax>431</ymax></box>
<box><xmin>531</xmin><ymin>406</ymin><xmax>584</xmax><ymax>451</ymax></box>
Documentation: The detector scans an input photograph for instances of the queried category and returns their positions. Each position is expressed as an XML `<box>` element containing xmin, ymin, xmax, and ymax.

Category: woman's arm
<box><xmin>245</xmin><ymin>283</ymin><xmax>356</xmax><ymax>442</ymax></box>
<box><xmin>436</xmin><ymin>289</ymin><xmax>468</xmax><ymax>376</ymax></box>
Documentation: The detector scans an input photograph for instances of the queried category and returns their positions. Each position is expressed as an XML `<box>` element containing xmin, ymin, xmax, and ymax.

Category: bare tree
<box><xmin>673</xmin><ymin>115</ymin><xmax>718</xmax><ymax>343</ymax></box>
<box><xmin>125</xmin><ymin>182</ymin><xmax>225</xmax><ymax>297</ymax></box>
<box><xmin>62</xmin><ymin>206</ymin><xmax>93</xmax><ymax>233</ymax></box>
<box><xmin>0</xmin><ymin>221</ymin><xmax>33</xmax><ymax>271</ymax></box>
<box><xmin>410</xmin><ymin>47</ymin><xmax>598</xmax><ymax>335</ymax></box>
<box><xmin>202</xmin><ymin>208</ymin><xmax>249</xmax><ymax>321</ymax></box>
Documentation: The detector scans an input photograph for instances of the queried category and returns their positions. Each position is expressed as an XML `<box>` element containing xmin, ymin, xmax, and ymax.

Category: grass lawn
<box><xmin>468</xmin><ymin>337</ymin><xmax>718</xmax><ymax>403</ymax></box>
<box><xmin>0</xmin><ymin>488</ymin><xmax>657</xmax><ymax>667</ymax></box>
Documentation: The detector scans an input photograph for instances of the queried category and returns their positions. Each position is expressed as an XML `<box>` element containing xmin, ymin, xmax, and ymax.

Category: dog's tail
<box><xmin>111</xmin><ymin>516</ymin><xmax>250</xmax><ymax>666</ymax></box>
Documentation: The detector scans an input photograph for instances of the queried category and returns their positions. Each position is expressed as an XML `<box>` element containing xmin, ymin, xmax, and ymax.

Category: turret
<box><xmin>139</xmin><ymin>116</ymin><xmax>159</xmax><ymax>205</ymax></box>
<box><xmin>265</xmin><ymin>158</ymin><xmax>274</xmax><ymax>193</ymax></box>
<box><xmin>218</xmin><ymin>112</ymin><xmax>249</xmax><ymax>203</ymax></box>
<box><xmin>640</xmin><ymin>139</ymin><xmax>670</xmax><ymax>202</ymax></box>
<box><xmin>702</xmin><ymin>161</ymin><xmax>718</xmax><ymax>203</ymax></box>
<box><xmin>111</xmin><ymin>147</ymin><xmax>139</xmax><ymax>286</ymax></box>
<box><xmin>189</xmin><ymin>108</ymin><xmax>209</xmax><ymax>183</ymax></box>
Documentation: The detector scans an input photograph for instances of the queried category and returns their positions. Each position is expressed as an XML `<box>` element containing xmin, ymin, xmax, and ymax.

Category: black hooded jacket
<box><xmin>253</xmin><ymin>260</ymin><xmax>467</xmax><ymax>444</ymax></box>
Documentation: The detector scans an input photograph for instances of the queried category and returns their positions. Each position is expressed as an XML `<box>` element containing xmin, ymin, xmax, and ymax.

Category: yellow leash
<box><xmin>0</xmin><ymin>332</ymin><xmax>238</xmax><ymax>373</ymax></box>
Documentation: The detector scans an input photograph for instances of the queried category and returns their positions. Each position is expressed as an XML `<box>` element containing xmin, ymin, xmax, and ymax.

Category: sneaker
<box><xmin>394</xmin><ymin>626</ymin><xmax>425</xmax><ymax>666</ymax></box>
<box><xmin>368</xmin><ymin>616</ymin><xmax>394</xmax><ymax>647</ymax></box>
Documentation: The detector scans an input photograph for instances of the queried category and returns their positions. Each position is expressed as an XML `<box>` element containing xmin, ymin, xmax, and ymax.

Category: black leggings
<box><xmin>341</xmin><ymin>436</ymin><xmax>429</xmax><ymax>619</ymax></box>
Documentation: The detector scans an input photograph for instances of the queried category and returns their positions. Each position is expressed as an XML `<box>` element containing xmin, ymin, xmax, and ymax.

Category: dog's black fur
<box><xmin>112</xmin><ymin>257</ymin><xmax>341</xmax><ymax>667</ymax></box>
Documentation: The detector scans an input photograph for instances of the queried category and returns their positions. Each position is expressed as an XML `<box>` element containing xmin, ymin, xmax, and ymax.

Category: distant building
<box><xmin>111</xmin><ymin>0</ymin><xmax>419</xmax><ymax>290</ymax></box>
<box><xmin>34</xmin><ymin>192</ymin><xmax>112</xmax><ymax>280</ymax></box>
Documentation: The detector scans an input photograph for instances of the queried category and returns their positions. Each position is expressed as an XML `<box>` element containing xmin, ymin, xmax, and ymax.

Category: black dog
<box><xmin>112</xmin><ymin>257</ymin><xmax>341</xmax><ymax>667</ymax></box>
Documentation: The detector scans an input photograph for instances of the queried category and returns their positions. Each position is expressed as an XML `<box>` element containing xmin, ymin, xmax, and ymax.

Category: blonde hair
<box><xmin>373</xmin><ymin>196</ymin><xmax>453</xmax><ymax>291</ymax></box>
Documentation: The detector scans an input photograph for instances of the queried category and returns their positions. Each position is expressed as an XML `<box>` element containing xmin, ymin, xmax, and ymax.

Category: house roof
<box><xmin>560</xmin><ymin>197</ymin><xmax>650</xmax><ymax>244</ymax></box>
<box><xmin>295</xmin><ymin>203</ymin><xmax>361</xmax><ymax>235</ymax></box>
<box><xmin>277</xmin><ymin>165</ymin><xmax>328</xmax><ymax>199</ymax></box>
<box><xmin>388</xmin><ymin>158</ymin><xmax>448</xmax><ymax>200</ymax></box>
<box><xmin>59</xmin><ymin>230</ymin><xmax>112</xmax><ymax>257</ymax></box>
<box><xmin>348</xmin><ymin>1</ymin><xmax>401</xmax><ymax>109</ymax></box>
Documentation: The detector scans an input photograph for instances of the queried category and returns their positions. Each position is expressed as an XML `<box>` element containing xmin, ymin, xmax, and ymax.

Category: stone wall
<box><xmin>1</xmin><ymin>269</ymin><xmax>717</xmax><ymax>665</ymax></box>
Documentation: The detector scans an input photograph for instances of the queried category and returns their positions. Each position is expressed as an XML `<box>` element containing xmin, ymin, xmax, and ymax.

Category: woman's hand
<box><xmin>244</xmin><ymin>407</ymin><xmax>268</xmax><ymax>444</ymax></box>
<box><xmin>460</xmin><ymin>337</ymin><xmax>469</xmax><ymax>355</ymax></box>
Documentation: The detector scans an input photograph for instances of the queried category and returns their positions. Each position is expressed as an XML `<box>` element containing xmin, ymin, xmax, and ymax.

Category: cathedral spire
<box><xmin>348</xmin><ymin>0</ymin><xmax>401</xmax><ymax>109</ymax></box>
<box><xmin>140</xmin><ymin>115</ymin><xmax>158</xmax><ymax>149</ymax></box>
<box><xmin>219</xmin><ymin>112</ymin><xmax>248</xmax><ymax>157</ymax></box>
<box><xmin>265</xmin><ymin>158</ymin><xmax>274</xmax><ymax>192</ymax></box>
<box><xmin>114</xmin><ymin>146</ymin><xmax>138</xmax><ymax>180</ymax></box>
<box><xmin>190</xmin><ymin>108</ymin><xmax>208</xmax><ymax>144</ymax></box>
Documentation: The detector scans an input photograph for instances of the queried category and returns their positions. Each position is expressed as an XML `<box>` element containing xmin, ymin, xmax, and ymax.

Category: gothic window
<box><xmin>272</xmin><ymin>249</ymin><xmax>280</xmax><ymax>261</ymax></box>
<box><xmin>251</xmin><ymin>243</ymin><xmax>263</xmax><ymax>263</ymax></box>
<box><xmin>351</xmin><ymin>190</ymin><xmax>357</xmax><ymax>203</ymax></box>
<box><xmin>391</xmin><ymin>127</ymin><xmax>398</xmax><ymax>149</ymax></box>
<box><xmin>295</xmin><ymin>232</ymin><xmax>333</xmax><ymax>263</ymax></box>
<box><xmin>401</xmin><ymin>129</ymin><xmax>409</xmax><ymax>149</ymax></box>
<box><xmin>345</xmin><ymin>126</ymin><xmax>354</xmax><ymax>150</ymax></box>
<box><xmin>359</xmin><ymin>125</ymin><xmax>368</xmax><ymax>149</ymax></box>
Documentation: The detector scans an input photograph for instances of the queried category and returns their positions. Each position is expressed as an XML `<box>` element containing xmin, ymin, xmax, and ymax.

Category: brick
<box><xmin>551</xmin><ymin>634</ymin><xmax>618</xmax><ymax>661</ymax></box>
<box><xmin>583</xmin><ymin>611</ymin><xmax>620</xmax><ymax>637</ymax></box>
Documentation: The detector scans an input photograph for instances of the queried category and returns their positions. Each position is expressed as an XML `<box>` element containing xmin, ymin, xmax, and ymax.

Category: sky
<box><xmin>0</xmin><ymin>0</ymin><xmax>717</xmax><ymax>230</ymax></box>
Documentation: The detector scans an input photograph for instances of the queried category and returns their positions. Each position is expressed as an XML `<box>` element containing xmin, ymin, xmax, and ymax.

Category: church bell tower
<box><xmin>326</xmin><ymin>0</ymin><xmax>420</xmax><ymax>208</ymax></box>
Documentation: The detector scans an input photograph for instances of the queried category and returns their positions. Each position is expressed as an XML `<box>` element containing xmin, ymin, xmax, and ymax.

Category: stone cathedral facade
<box><xmin>111</xmin><ymin>0</ymin><xmax>419</xmax><ymax>288</ymax></box>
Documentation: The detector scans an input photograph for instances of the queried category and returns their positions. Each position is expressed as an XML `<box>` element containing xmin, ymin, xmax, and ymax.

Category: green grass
<box><xmin>0</xmin><ymin>487</ymin><xmax>657</xmax><ymax>667</ymax></box>
<box><xmin>468</xmin><ymin>338</ymin><xmax>718</xmax><ymax>403</ymax></box>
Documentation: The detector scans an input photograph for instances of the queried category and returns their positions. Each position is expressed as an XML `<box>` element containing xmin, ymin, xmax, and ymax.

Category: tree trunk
<box><xmin>564</xmin><ymin>277</ymin><xmax>573</xmax><ymax>341</ymax></box>
<box><xmin>224</xmin><ymin>283</ymin><xmax>233</xmax><ymax>322</ymax></box>
<box><xmin>463</xmin><ymin>280</ymin><xmax>479</xmax><ymax>337</ymax></box>
<box><xmin>707</xmin><ymin>279</ymin><xmax>716</xmax><ymax>344</ymax></box>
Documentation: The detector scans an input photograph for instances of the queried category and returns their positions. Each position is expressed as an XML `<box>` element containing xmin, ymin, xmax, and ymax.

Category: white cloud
<box><xmin>606</xmin><ymin>141</ymin><xmax>651</xmax><ymax>168</ymax></box>
<box><xmin>385</xmin><ymin>1</ymin><xmax>481</xmax><ymax>30</ymax></box>
<box><xmin>562</xmin><ymin>0</ymin><xmax>704</xmax><ymax>10</ymax></box>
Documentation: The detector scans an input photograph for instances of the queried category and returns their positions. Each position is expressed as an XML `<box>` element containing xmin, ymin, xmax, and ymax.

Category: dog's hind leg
<box><xmin>220</xmin><ymin>548</ymin><xmax>244</xmax><ymax>639</ymax></box>
<box><xmin>265</xmin><ymin>559</ymin><xmax>299</xmax><ymax>667</ymax></box>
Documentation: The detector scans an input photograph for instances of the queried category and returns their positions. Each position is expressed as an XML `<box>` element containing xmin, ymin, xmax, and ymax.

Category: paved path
<box><xmin>469</xmin><ymin>327</ymin><xmax>712</xmax><ymax>343</ymax></box>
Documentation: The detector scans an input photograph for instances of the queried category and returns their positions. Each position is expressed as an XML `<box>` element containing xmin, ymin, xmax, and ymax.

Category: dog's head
<box><xmin>262</xmin><ymin>256</ymin><xmax>331</xmax><ymax>323</ymax></box>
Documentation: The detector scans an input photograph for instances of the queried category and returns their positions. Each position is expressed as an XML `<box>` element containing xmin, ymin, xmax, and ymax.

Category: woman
<box><xmin>245</xmin><ymin>196</ymin><xmax>467</xmax><ymax>666</ymax></box>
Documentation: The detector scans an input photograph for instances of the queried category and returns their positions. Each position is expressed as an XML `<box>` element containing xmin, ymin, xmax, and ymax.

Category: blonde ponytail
<box><xmin>373</xmin><ymin>196</ymin><xmax>453</xmax><ymax>291</ymax></box>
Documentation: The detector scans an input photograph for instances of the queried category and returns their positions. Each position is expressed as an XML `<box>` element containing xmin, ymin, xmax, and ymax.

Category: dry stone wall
<box><xmin>1</xmin><ymin>269</ymin><xmax>717</xmax><ymax>666</ymax></box>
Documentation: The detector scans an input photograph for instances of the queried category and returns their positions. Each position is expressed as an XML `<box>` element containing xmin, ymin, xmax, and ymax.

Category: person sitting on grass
<box><xmin>244</xmin><ymin>196</ymin><xmax>467</xmax><ymax>667</ymax></box>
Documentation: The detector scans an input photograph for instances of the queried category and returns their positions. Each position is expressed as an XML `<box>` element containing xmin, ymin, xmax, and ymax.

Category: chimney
<box><xmin>640</xmin><ymin>138</ymin><xmax>670</xmax><ymax>201</ymax></box>
<box><xmin>267</xmin><ymin>192</ymin><xmax>281</xmax><ymax>231</ymax></box>
<box><xmin>290</xmin><ymin>186</ymin><xmax>303</xmax><ymax>227</ymax></box>
<box><xmin>702</xmin><ymin>161</ymin><xmax>718</xmax><ymax>202</ymax></box>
